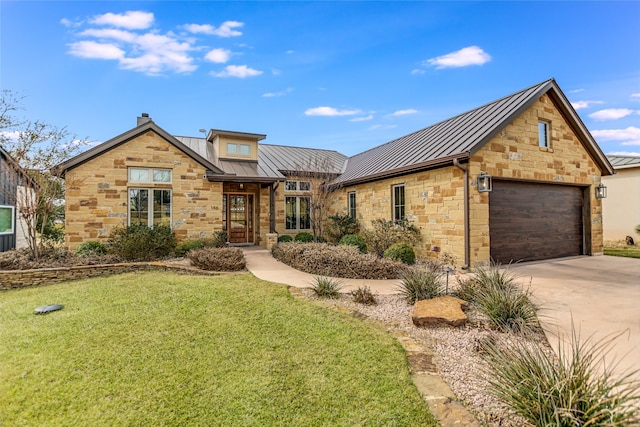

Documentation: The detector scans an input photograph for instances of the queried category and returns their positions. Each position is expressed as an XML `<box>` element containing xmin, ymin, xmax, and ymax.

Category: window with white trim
<box><xmin>393</xmin><ymin>184</ymin><xmax>405</xmax><ymax>222</ymax></box>
<box><xmin>0</xmin><ymin>205</ymin><xmax>15</xmax><ymax>234</ymax></box>
<box><xmin>129</xmin><ymin>167</ymin><xmax>172</xmax><ymax>183</ymax></box>
<box><xmin>227</xmin><ymin>143</ymin><xmax>251</xmax><ymax>156</ymax></box>
<box><xmin>538</xmin><ymin>121</ymin><xmax>550</xmax><ymax>148</ymax></box>
<box><xmin>129</xmin><ymin>189</ymin><xmax>172</xmax><ymax>227</ymax></box>
<box><xmin>285</xmin><ymin>196</ymin><xmax>311</xmax><ymax>230</ymax></box>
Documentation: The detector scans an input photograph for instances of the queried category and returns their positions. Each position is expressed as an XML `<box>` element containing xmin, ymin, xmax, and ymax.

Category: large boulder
<box><xmin>411</xmin><ymin>296</ymin><xmax>468</xmax><ymax>327</ymax></box>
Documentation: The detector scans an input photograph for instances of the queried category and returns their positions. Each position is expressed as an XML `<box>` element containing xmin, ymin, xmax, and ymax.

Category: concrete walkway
<box><xmin>242</xmin><ymin>246</ymin><xmax>402</xmax><ymax>295</ymax></box>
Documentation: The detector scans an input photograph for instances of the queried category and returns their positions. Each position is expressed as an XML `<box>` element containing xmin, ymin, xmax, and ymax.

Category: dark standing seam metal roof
<box><xmin>607</xmin><ymin>155</ymin><xmax>640</xmax><ymax>169</ymax></box>
<box><xmin>173</xmin><ymin>137</ymin><xmax>348</xmax><ymax>182</ymax></box>
<box><xmin>331</xmin><ymin>78</ymin><xmax>614</xmax><ymax>187</ymax></box>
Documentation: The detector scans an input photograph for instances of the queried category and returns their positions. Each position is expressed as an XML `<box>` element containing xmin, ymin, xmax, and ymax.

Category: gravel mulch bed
<box><xmin>301</xmin><ymin>289</ymin><xmax>553</xmax><ymax>427</ymax></box>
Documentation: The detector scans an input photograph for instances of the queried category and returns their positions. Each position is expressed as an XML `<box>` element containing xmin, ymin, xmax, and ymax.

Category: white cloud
<box><xmin>571</xmin><ymin>100</ymin><xmax>604</xmax><ymax>110</ymax></box>
<box><xmin>591</xmin><ymin>126</ymin><xmax>640</xmax><ymax>146</ymax></box>
<box><xmin>79</xmin><ymin>28</ymin><xmax>137</xmax><ymax>43</ymax></box>
<box><xmin>212</xmin><ymin>65</ymin><xmax>262</xmax><ymax>78</ymax></box>
<box><xmin>389</xmin><ymin>109</ymin><xmax>418</xmax><ymax>117</ymax></box>
<box><xmin>305</xmin><ymin>107</ymin><xmax>361</xmax><ymax>117</ymax></box>
<box><xmin>632</xmin><ymin>93</ymin><xmax>640</xmax><ymax>100</ymax></box>
<box><xmin>286</xmin><ymin>50</ymin><xmax>295</xmax><ymax>54</ymax></box>
<box><xmin>68</xmin><ymin>41</ymin><xmax>125</xmax><ymax>59</ymax></box>
<box><xmin>411</xmin><ymin>69</ymin><xmax>426</xmax><ymax>75</ymax></box>
<box><xmin>205</xmin><ymin>48</ymin><xmax>231</xmax><ymax>63</ymax></box>
<box><xmin>607</xmin><ymin>151</ymin><xmax>640</xmax><ymax>156</ymax></box>
<box><xmin>184</xmin><ymin>21</ymin><xmax>244</xmax><ymax>37</ymax></box>
<box><xmin>368</xmin><ymin>124</ymin><xmax>397</xmax><ymax>131</ymax></box>
<box><xmin>589</xmin><ymin>108</ymin><xmax>636</xmax><ymax>121</ymax></box>
<box><xmin>569</xmin><ymin>88</ymin><xmax>585</xmax><ymax>94</ymax></box>
<box><xmin>60</xmin><ymin>18</ymin><xmax>82</xmax><ymax>28</ymax></box>
<box><xmin>349</xmin><ymin>115</ymin><xmax>374</xmax><ymax>122</ymax></box>
<box><xmin>262</xmin><ymin>88</ymin><xmax>294</xmax><ymax>97</ymax></box>
<box><xmin>90</xmin><ymin>11</ymin><xmax>154</xmax><ymax>30</ymax></box>
<box><xmin>425</xmin><ymin>46</ymin><xmax>491</xmax><ymax>69</ymax></box>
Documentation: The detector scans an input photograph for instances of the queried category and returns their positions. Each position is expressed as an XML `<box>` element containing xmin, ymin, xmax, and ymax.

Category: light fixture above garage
<box><xmin>595</xmin><ymin>183</ymin><xmax>607</xmax><ymax>199</ymax></box>
<box><xmin>477</xmin><ymin>172</ymin><xmax>492</xmax><ymax>193</ymax></box>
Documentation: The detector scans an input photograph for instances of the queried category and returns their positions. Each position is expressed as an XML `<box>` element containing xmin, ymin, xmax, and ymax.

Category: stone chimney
<box><xmin>137</xmin><ymin>113</ymin><xmax>151</xmax><ymax>126</ymax></box>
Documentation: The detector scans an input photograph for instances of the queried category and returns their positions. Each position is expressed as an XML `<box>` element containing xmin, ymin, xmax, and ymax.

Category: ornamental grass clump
<box><xmin>481</xmin><ymin>326</ymin><xmax>640</xmax><ymax>426</ymax></box>
<box><xmin>311</xmin><ymin>276</ymin><xmax>343</xmax><ymax>299</ymax></box>
<box><xmin>461</xmin><ymin>264</ymin><xmax>538</xmax><ymax>332</ymax></box>
<box><xmin>398</xmin><ymin>267</ymin><xmax>444</xmax><ymax>304</ymax></box>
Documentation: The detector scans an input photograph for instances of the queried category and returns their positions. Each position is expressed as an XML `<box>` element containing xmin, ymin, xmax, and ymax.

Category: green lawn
<box><xmin>604</xmin><ymin>245</ymin><xmax>640</xmax><ymax>259</ymax></box>
<box><xmin>0</xmin><ymin>272</ymin><xmax>436</xmax><ymax>426</ymax></box>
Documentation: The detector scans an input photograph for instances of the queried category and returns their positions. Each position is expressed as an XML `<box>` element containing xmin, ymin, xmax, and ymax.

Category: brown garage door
<box><xmin>489</xmin><ymin>181</ymin><xmax>584</xmax><ymax>264</ymax></box>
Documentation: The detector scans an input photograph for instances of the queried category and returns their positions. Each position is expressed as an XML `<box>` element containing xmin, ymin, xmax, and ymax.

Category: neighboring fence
<box><xmin>0</xmin><ymin>262</ymin><xmax>220</xmax><ymax>290</ymax></box>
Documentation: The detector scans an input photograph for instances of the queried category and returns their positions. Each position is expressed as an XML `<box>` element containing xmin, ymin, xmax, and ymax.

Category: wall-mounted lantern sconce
<box><xmin>595</xmin><ymin>183</ymin><xmax>607</xmax><ymax>199</ymax></box>
<box><xmin>477</xmin><ymin>172</ymin><xmax>493</xmax><ymax>193</ymax></box>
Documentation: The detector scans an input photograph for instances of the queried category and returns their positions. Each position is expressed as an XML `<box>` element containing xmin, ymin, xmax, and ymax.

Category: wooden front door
<box><xmin>227</xmin><ymin>194</ymin><xmax>254</xmax><ymax>244</ymax></box>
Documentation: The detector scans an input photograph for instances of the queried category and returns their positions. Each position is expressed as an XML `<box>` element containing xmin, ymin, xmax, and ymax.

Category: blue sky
<box><xmin>1</xmin><ymin>1</ymin><xmax>639</xmax><ymax>157</ymax></box>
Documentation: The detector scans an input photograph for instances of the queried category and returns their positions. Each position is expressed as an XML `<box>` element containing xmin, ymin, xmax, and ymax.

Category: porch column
<box><xmin>269</xmin><ymin>182</ymin><xmax>277</xmax><ymax>233</ymax></box>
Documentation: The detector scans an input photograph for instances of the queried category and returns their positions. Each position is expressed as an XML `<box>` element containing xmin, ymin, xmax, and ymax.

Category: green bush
<box><xmin>398</xmin><ymin>267</ymin><xmax>444</xmax><ymax>303</ymax></box>
<box><xmin>294</xmin><ymin>232</ymin><xmax>314</xmax><ymax>243</ymax></box>
<box><xmin>636</xmin><ymin>224</ymin><xmax>640</xmax><ymax>236</ymax></box>
<box><xmin>326</xmin><ymin>213</ymin><xmax>359</xmax><ymax>243</ymax></box>
<box><xmin>339</xmin><ymin>234</ymin><xmax>367</xmax><ymax>253</ymax></box>
<box><xmin>187</xmin><ymin>247</ymin><xmax>246</xmax><ymax>271</ymax></box>
<box><xmin>175</xmin><ymin>239</ymin><xmax>206</xmax><ymax>256</ymax></box>
<box><xmin>75</xmin><ymin>241</ymin><xmax>107</xmax><ymax>256</ymax></box>
<box><xmin>469</xmin><ymin>264</ymin><xmax>538</xmax><ymax>332</ymax></box>
<box><xmin>482</xmin><ymin>325</ymin><xmax>640</xmax><ymax>426</ymax></box>
<box><xmin>278</xmin><ymin>234</ymin><xmax>293</xmax><ymax>243</ymax></box>
<box><xmin>361</xmin><ymin>219</ymin><xmax>421</xmax><ymax>258</ymax></box>
<box><xmin>311</xmin><ymin>276</ymin><xmax>343</xmax><ymax>299</ymax></box>
<box><xmin>350</xmin><ymin>286</ymin><xmax>377</xmax><ymax>305</ymax></box>
<box><xmin>108</xmin><ymin>224</ymin><xmax>177</xmax><ymax>261</ymax></box>
<box><xmin>383</xmin><ymin>243</ymin><xmax>416</xmax><ymax>265</ymax></box>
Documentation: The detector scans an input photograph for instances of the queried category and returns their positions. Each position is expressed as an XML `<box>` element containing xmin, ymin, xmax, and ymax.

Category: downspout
<box><xmin>453</xmin><ymin>158</ymin><xmax>470</xmax><ymax>270</ymax></box>
<box><xmin>269</xmin><ymin>182</ymin><xmax>279</xmax><ymax>233</ymax></box>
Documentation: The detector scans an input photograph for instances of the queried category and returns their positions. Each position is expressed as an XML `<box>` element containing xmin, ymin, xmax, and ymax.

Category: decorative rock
<box><xmin>34</xmin><ymin>304</ymin><xmax>64</xmax><ymax>315</ymax></box>
<box><xmin>411</xmin><ymin>296</ymin><xmax>468</xmax><ymax>327</ymax></box>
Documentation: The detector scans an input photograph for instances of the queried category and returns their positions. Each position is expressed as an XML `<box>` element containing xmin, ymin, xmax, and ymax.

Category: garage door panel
<box><xmin>489</xmin><ymin>181</ymin><xmax>583</xmax><ymax>263</ymax></box>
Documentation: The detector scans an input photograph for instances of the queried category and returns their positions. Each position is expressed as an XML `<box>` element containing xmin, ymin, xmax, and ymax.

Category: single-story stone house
<box><xmin>602</xmin><ymin>155</ymin><xmax>640</xmax><ymax>242</ymax></box>
<box><xmin>58</xmin><ymin>78</ymin><xmax>614</xmax><ymax>267</ymax></box>
<box><xmin>0</xmin><ymin>145</ymin><xmax>30</xmax><ymax>252</ymax></box>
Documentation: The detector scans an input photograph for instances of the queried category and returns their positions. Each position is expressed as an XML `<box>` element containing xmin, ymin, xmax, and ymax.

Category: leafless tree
<box><xmin>291</xmin><ymin>155</ymin><xmax>342</xmax><ymax>242</ymax></box>
<box><xmin>0</xmin><ymin>90</ymin><xmax>88</xmax><ymax>259</ymax></box>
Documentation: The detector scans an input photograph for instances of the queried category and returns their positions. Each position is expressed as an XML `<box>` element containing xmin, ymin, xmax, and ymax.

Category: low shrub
<box><xmin>294</xmin><ymin>232</ymin><xmax>314</xmax><ymax>243</ymax></box>
<box><xmin>175</xmin><ymin>232</ymin><xmax>228</xmax><ymax>256</ymax></box>
<box><xmin>398</xmin><ymin>267</ymin><xmax>444</xmax><ymax>303</ymax></box>
<box><xmin>108</xmin><ymin>224</ymin><xmax>177</xmax><ymax>262</ymax></box>
<box><xmin>271</xmin><ymin>243</ymin><xmax>406</xmax><ymax>279</ymax></box>
<box><xmin>361</xmin><ymin>219</ymin><xmax>421</xmax><ymax>258</ymax></box>
<box><xmin>339</xmin><ymin>234</ymin><xmax>367</xmax><ymax>253</ymax></box>
<box><xmin>75</xmin><ymin>241</ymin><xmax>107</xmax><ymax>256</ymax></box>
<box><xmin>278</xmin><ymin>234</ymin><xmax>293</xmax><ymax>243</ymax></box>
<box><xmin>175</xmin><ymin>239</ymin><xmax>205</xmax><ymax>256</ymax></box>
<box><xmin>310</xmin><ymin>276</ymin><xmax>342</xmax><ymax>298</ymax></box>
<box><xmin>350</xmin><ymin>286</ymin><xmax>377</xmax><ymax>305</ymax></box>
<box><xmin>187</xmin><ymin>247</ymin><xmax>246</xmax><ymax>271</ymax></box>
<box><xmin>451</xmin><ymin>277</ymin><xmax>482</xmax><ymax>302</ymax></box>
<box><xmin>326</xmin><ymin>213</ymin><xmax>359</xmax><ymax>243</ymax></box>
<box><xmin>384</xmin><ymin>243</ymin><xmax>416</xmax><ymax>265</ymax></box>
<box><xmin>482</xmin><ymin>325</ymin><xmax>640</xmax><ymax>426</ymax></box>
<box><xmin>0</xmin><ymin>247</ymin><xmax>120</xmax><ymax>270</ymax></box>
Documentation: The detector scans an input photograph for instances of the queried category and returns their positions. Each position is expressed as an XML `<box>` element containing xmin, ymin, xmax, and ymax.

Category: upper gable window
<box><xmin>227</xmin><ymin>143</ymin><xmax>251</xmax><ymax>156</ymax></box>
<box><xmin>538</xmin><ymin>121</ymin><xmax>550</xmax><ymax>148</ymax></box>
<box><xmin>285</xmin><ymin>180</ymin><xmax>311</xmax><ymax>192</ymax></box>
<box><xmin>129</xmin><ymin>168</ymin><xmax>172</xmax><ymax>183</ymax></box>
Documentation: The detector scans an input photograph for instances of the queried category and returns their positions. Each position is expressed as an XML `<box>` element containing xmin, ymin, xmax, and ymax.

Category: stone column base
<box><xmin>265</xmin><ymin>233</ymin><xmax>278</xmax><ymax>250</ymax></box>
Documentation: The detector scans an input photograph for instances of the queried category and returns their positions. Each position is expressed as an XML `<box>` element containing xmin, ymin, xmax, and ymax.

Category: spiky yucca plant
<box><xmin>311</xmin><ymin>276</ymin><xmax>343</xmax><ymax>299</ymax></box>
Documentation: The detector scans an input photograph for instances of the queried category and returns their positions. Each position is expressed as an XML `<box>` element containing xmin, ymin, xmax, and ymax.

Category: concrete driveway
<box><xmin>510</xmin><ymin>256</ymin><xmax>640</xmax><ymax>382</ymax></box>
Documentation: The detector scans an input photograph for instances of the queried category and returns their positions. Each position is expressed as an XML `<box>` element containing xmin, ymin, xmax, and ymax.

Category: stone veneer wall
<box><xmin>330</xmin><ymin>166</ymin><xmax>466</xmax><ymax>264</ymax></box>
<box><xmin>65</xmin><ymin>130</ymin><xmax>224</xmax><ymax>251</ymax></box>
<box><xmin>468</xmin><ymin>94</ymin><xmax>604</xmax><ymax>264</ymax></box>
